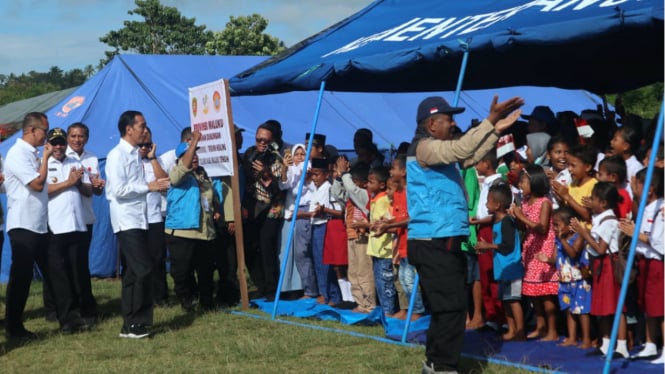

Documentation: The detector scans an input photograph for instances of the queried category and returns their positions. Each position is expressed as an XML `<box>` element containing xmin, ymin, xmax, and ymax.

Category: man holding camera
<box><xmin>242</xmin><ymin>123</ymin><xmax>285</xmax><ymax>301</ymax></box>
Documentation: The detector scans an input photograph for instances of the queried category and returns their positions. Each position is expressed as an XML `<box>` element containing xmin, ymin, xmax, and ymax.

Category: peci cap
<box><xmin>310</xmin><ymin>157</ymin><xmax>329</xmax><ymax>170</ymax></box>
<box><xmin>416</xmin><ymin>97</ymin><xmax>465</xmax><ymax>124</ymax></box>
<box><xmin>521</xmin><ymin>105</ymin><xmax>556</xmax><ymax>126</ymax></box>
<box><xmin>175</xmin><ymin>142</ymin><xmax>200</xmax><ymax>158</ymax></box>
<box><xmin>47</xmin><ymin>128</ymin><xmax>67</xmax><ymax>143</ymax></box>
<box><xmin>306</xmin><ymin>132</ymin><xmax>326</xmax><ymax>147</ymax></box>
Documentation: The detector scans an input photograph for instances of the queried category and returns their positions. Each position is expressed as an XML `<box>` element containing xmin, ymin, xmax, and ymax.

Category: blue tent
<box><xmin>230</xmin><ymin>0</ymin><xmax>663</xmax><ymax>95</ymax></box>
<box><xmin>0</xmin><ymin>54</ymin><xmax>610</xmax><ymax>281</ymax></box>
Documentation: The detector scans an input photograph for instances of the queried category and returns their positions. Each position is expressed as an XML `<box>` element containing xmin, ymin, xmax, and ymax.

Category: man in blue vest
<box><xmin>407</xmin><ymin>96</ymin><xmax>523</xmax><ymax>373</ymax></box>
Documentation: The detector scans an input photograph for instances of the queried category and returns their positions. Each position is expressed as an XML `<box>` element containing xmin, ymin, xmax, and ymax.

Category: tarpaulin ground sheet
<box><xmin>251</xmin><ymin>298</ymin><xmax>661</xmax><ymax>373</ymax></box>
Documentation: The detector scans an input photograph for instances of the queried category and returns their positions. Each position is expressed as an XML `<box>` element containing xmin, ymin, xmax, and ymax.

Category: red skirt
<box><xmin>639</xmin><ymin>258</ymin><xmax>664</xmax><ymax>317</ymax></box>
<box><xmin>590</xmin><ymin>256</ymin><xmax>620</xmax><ymax>316</ymax></box>
<box><xmin>323</xmin><ymin>219</ymin><xmax>348</xmax><ymax>265</ymax></box>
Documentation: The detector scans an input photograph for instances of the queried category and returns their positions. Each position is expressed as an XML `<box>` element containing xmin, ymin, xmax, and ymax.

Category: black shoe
<box><xmin>61</xmin><ymin>319</ymin><xmax>89</xmax><ymax>335</ymax></box>
<box><xmin>181</xmin><ymin>298</ymin><xmax>197</xmax><ymax>313</ymax></box>
<box><xmin>7</xmin><ymin>327</ymin><xmax>38</xmax><ymax>340</ymax></box>
<box><xmin>585</xmin><ymin>348</ymin><xmax>605</xmax><ymax>357</ymax></box>
<box><xmin>45</xmin><ymin>312</ymin><xmax>57</xmax><ymax>322</ymax></box>
<box><xmin>119</xmin><ymin>324</ymin><xmax>150</xmax><ymax>339</ymax></box>
<box><xmin>264</xmin><ymin>294</ymin><xmax>275</xmax><ymax>302</ymax></box>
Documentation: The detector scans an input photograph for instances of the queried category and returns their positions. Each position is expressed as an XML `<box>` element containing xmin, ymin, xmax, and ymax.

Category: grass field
<box><xmin>0</xmin><ymin>279</ymin><xmax>535</xmax><ymax>373</ymax></box>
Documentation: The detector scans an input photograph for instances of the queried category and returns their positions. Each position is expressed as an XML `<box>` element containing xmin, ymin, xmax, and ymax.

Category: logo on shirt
<box><xmin>51</xmin><ymin>177</ymin><xmax>58</xmax><ymax>183</ymax></box>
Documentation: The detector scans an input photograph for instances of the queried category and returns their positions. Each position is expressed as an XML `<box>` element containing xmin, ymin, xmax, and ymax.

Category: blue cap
<box><xmin>175</xmin><ymin>142</ymin><xmax>199</xmax><ymax>158</ymax></box>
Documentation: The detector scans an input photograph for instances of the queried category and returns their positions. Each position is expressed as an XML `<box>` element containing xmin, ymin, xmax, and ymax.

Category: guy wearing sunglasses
<box><xmin>4</xmin><ymin>112</ymin><xmax>52</xmax><ymax>339</ymax></box>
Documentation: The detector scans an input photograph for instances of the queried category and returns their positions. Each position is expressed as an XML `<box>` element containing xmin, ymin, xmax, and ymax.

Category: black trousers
<box><xmin>214</xmin><ymin>220</ymin><xmax>240</xmax><ymax>305</ymax></box>
<box><xmin>408</xmin><ymin>237</ymin><xmax>467</xmax><ymax>372</ymax></box>
<box><xmin>165</xmin><ymin>234</ymin><xmax>215</xmax><ymax>309</ymax></box>
<box><xmin>117</xmin><ymin>229</ymin><xmax>154</xmax><ymax>327</ymax></box>
<box><xmin>244</xmin><ymin>214</ymin><xmax>281</xmax><ymax>297</ymax></box>
<box><xmin>47</xmin><ymin>231</ymin><xmax>85</xmax><ymax>326</ymax></box>
<box><xmin>6</xmin><ymin>229</ymin><xmax>49</xmax><ymax>334</ymax></box>
<box><xmin>78</xmin><ymin>224</ymin><xmax>98</xmax><ymax>317</ymax></box>
<box><xmin>148</xmin><ymin>222</ymin><xmax>168</xmax><ymax>303</ymax></box>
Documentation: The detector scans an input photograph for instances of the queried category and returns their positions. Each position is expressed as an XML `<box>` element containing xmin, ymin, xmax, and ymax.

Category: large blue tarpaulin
<box><xmin>230</xmin><ymin>0</ymin><xmax>663</xmax><ymax>95</ymax></box>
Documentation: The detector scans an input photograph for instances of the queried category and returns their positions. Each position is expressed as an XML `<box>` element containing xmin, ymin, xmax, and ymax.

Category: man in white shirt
<box><xmin>105</xmin><ymin>110</ymin><xmax>169</xmax><ymax>339</ymax></box>
<box><xmin>4</xmin><ymin>112</ymin><xmax>52</xmax><ymax>339</ymax></box>
<box><xmin>66</xmin><ymin>122</ymin><xmax>104</xmax><ymax>322</ymax></box>
<box><xmin>45</xmin><ymin>127</ymin><xmax>91</xmax><ymax>333</ymax></box>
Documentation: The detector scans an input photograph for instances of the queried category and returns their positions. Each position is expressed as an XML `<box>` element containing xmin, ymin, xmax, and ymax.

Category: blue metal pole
<box><xmin>452</xmin><ymin>39</ymin><xmax>471</xmax><ymax>107</ymax></box>
<box><xmin>401</xmin><ymin>272</ymin><xmax>420</xmax><ymax>343</ymax></box>
<box><xmin>603</xmin><ymin>99</ymin><xmax>664</xmax><ymax>374</ymax></box>
<box><xmin>271</xmin><ymin>80</ymin><xmax>327</xmax><ymax>320</ymax></box>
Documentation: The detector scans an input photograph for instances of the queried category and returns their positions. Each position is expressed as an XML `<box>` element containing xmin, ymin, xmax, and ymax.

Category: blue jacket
<box><xmin>492</xmin><ymin>216</ymin><xmax>523</xmax><ymax>281</ymax></box>
<box><xmin>406</xmin><ymin>157</ymin><xmax>469</xmax><ymax>239</ymax></box>
<box><xmin>165</xmin><ymin>174</ymin><xmax>200</xmax><ymax>230</ymax></box>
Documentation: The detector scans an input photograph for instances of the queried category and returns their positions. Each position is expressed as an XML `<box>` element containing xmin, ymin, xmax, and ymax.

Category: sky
<box><xmin>0</xmin><ymin>0</ymin><xmax>374</xmax><ymax>76</ymax></box>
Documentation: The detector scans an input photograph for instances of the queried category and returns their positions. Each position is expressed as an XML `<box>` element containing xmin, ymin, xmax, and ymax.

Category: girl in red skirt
<box><xmin>571</xmin><ymin>182</ymin><xmax>629</xmax><ymax>358</ymax></box>
<box><xmin>619</xmin><ymin>167</ymin><xmax>664</xmax><ymax>363</ymax></box>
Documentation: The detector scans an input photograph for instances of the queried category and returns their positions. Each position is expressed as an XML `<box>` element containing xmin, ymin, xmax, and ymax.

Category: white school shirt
<box><xmin>309</xmin><ymin>180</ymin><xmax>332</xmax><ymax>226</ymax></box>
<box><xmin>66</xmin><ymin>146</ymin><xmax>99</xmax><ymax>225</ymax></box>
<box><xmin>636</xmin><ymin>199</ymin><xmax>664</xmax><ymax>259</ymax></box>
<box><xmin>279</xmin><ymin>162</ymin><xmax>314</xmax><ymax>220</ymax></box>
<box><xmin>624</xmin><ymin>155</ymin><xmax>643</xmax><ymax>200</ymax></box>
<box><xmin>105</xmin><ymin>138</ymin><xmax>150</xmax><ymax>233</ymax></box>
<box><xmin>142</xmin><ymin>158</ymin><xmax>164</xmax><ymax>224</ymax></box>
<box><xmin>4</xmin><ymin>138</ymin><xmax>49</xmax><ymax>233</ymax></box>
<box><xmin>588</xmin><ymin>209</ymin><xmax>620</xmax><ymax>257</ymax></box>
<box><xmin>648</xmin><ymin>200</ymin><xmax>664</xmax><ymax>258</ymax></box>
<box><xmin>476</xmin><ymin>173</ymin><xmax>502</xmax><ymax>219</ymax></box>
<box><xmin>47</xmin><ymin>156</ymin><xmax>88</xmax><ymax>234</ymax></box>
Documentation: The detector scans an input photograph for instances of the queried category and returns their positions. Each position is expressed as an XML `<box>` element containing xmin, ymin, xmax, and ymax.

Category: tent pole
<box><xmin>602</xmin><ymin>99</ymin><xmax>664</xmax><ymax>374</ymax></box>
<box><xmin>271</xmin><ymin>80</ymin><xmax>327</xmax><ymax>320</ymax></box>
<box><xmin>401</xmin><ymin>272</ymin><xmax>420</xmax><ymax>343</ymax></box>
<box><xmin>452</xmin><ymin>39</ymin><xmax>471</xmax><ymax>107</ymax></box>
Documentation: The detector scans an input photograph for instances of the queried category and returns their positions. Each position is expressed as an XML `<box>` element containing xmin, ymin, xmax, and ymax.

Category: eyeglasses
<box><xmin>255</xmin><ymin>137</ymin><xmax>271</xmax><ymax>144</ymax></box>
<box><xmin>138</xmin><ymin>142</ymin><xmax>153</xmax><ymax>149</ymax></box>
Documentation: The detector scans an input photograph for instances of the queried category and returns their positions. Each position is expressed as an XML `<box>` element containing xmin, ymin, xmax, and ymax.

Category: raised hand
<box><xmin>487</xmin><ymin>96</ymin><xmax>525</xmax><ymax>125</ymax></box>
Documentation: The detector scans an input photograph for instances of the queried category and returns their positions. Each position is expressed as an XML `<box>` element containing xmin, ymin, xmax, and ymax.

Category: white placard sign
<box><xmin>188</xmin><ymin>79</ymin><xmax>234</xmax><ymax>177</ymax></box>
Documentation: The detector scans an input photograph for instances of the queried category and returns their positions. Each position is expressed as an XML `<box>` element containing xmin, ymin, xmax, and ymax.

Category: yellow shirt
<box><xmin>367</xmin><ymin>192</ymin><xmax>393</xmax><ymax>258</ymax></box>
<box><xmin>569</xmin><ymin>177</ymin><xmax>597</xmax><ymax>206</ymax></box>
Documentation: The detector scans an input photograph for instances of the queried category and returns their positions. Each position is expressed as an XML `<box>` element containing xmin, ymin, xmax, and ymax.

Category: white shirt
<box><xmin>105</xmin><ymin>139</ymin><xmax>150</xmax><ymax>233</ymax></box>
<box><xmin>158</xmin><ymin>149</ymin><xmax>177</xmax><ymax>215</ymax></box>
<box><xmin>476</xmin><ymin>173</ymin><xmax>502</xmax><ymax>219</ymax></box>
<box><xmin>310</xmin><ymin>180</ymin><xmax>333</xmax><ymax>225</ymax></box>
<box><xmin>279</xmin><ymin>162</ymin><xmax>315</xmax><ymax>220</ymax></box>
<box><xmin>624</xmin><ymin>155</ymin><xmax>643</xmax><ymax>200</ymax></box>
<box><xmin>0</xmin><ymin>154</ymin><xmax>5</xmax><ymax>231</ymax></box>
<box><xmin>142</xmin><ymin>158</ymin><xmax>164</xmax><ymax>224</ymax></box>
<box><xmin>4</xmin><ymin>138</ymin><xmax>49</xmax><ymax>233</ymax></box>
<box><xmin>649</xmin><ymin>200</ymin><xmax>664</xmax><ymax>257</ymax></box>
<box><xmin>66</xmin><ymin>146</ymin><xmax>99</xmax><ymax>225</ymax></box>
<box><xmin>636</xmin><ymin>198</ymin><xmax>664</xmax><ymax>259</ymax></box>
<box><xmin>47</xmin><ymin>156</ymin><xmax>88</xmax><ymax>234</ymax></box>
<box><xmin>588</xmin><ymin>209</ymin><xmax>620</xmax><ymax>256</ymax></box>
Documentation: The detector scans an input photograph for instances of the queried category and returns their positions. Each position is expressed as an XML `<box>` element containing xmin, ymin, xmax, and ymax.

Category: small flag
<box><xmin>496</xmin><ymin>134</ymin><xmax>515</xmax><ymax>158</ymax></box>
<box><xmin>575</xmin><ymin>118</ymin><xmax>594</xmax><ymax>138</ymax></box>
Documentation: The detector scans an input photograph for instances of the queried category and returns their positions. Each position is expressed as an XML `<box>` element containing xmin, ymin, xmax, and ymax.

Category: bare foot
<box><xmin>316</xmin><ymin>296</ymin><xmax>325</xmax><ymax>304</ymax></box>
<box><xmin>300</xmin><ymin>295</ymin><xmax>313</xmax><ymax>300</ymax></box>
<box><xmin>527</xmin><ymin>329</ymin><xmax>545</xmax><ymax>339</ymax></box>
<box><xmin>558</xmin><ymin>339</ymin><xmax>577</xmax><ymax>347</ymax></box>
<box><xmin>352</xmin><ymin>307</ymin><xmax>370</xmax><ymax>314</ymax></box>
<box><xmin>466</xmin><ymin>319</ymin><xmax>486</xmax><ymax>330</ymax></box>
<box><xmin>410</xmin><ymin>313</ymin><xmax>423</xmax><ymax>321</ymax></box>
<box><xmin>392</xmin><ymin>310</ymin><xmax>407</xmax><ymax>320</ymax></box>
<box><xmin>539</xmin><ymin>334</ymin><xmax>559</xmax><ymax>342</ymax></box>
<box><xmin>503</xmin><ymin>332</ymin><xmax>526</xmax><ymax>341</ymax></box>
<box><xmin>578</xmin><ymin>341</ymin><xmax>594</xmax><ymax>349</ymax></box>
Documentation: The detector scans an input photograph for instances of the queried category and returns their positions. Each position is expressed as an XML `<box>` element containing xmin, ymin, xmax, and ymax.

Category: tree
<box><xmin>99</xmin><ymin>0</ymin><xmax>213</xmax><ymax>64</ymax></box>
<box><xmin>205</xmin><ymin>14</ymin><xmax>286</xmax><ymax>56</ymax></box>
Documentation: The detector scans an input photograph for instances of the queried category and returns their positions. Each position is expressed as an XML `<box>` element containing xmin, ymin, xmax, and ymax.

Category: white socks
<box><xmin>600</xmin><ymin>338</ymin><xmax>610</xmax><ymax>355</ymax></box>
<box><xmin>615</xmin><ymin>339</ymin><xmax>629</xmax><ymax>358</ymax></box>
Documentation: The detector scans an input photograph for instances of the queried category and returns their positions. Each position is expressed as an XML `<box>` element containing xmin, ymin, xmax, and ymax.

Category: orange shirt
<box><xmin>392</xmin><ymin>189</ymin><xmax>409</xmax><ymax>258</ymax></box>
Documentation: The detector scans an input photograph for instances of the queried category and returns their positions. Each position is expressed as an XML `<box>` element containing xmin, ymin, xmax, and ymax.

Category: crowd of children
<box><xmin>278</xmin><ymin>106</ymin><xmax>663</xmax><ymax>365</ymax></box>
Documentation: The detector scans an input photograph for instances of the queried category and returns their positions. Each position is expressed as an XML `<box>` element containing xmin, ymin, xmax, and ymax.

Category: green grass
<box><xmin>0</xmin><ymin>279</ymin><xmax>535</xmax><ymax>373</ymax></box>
